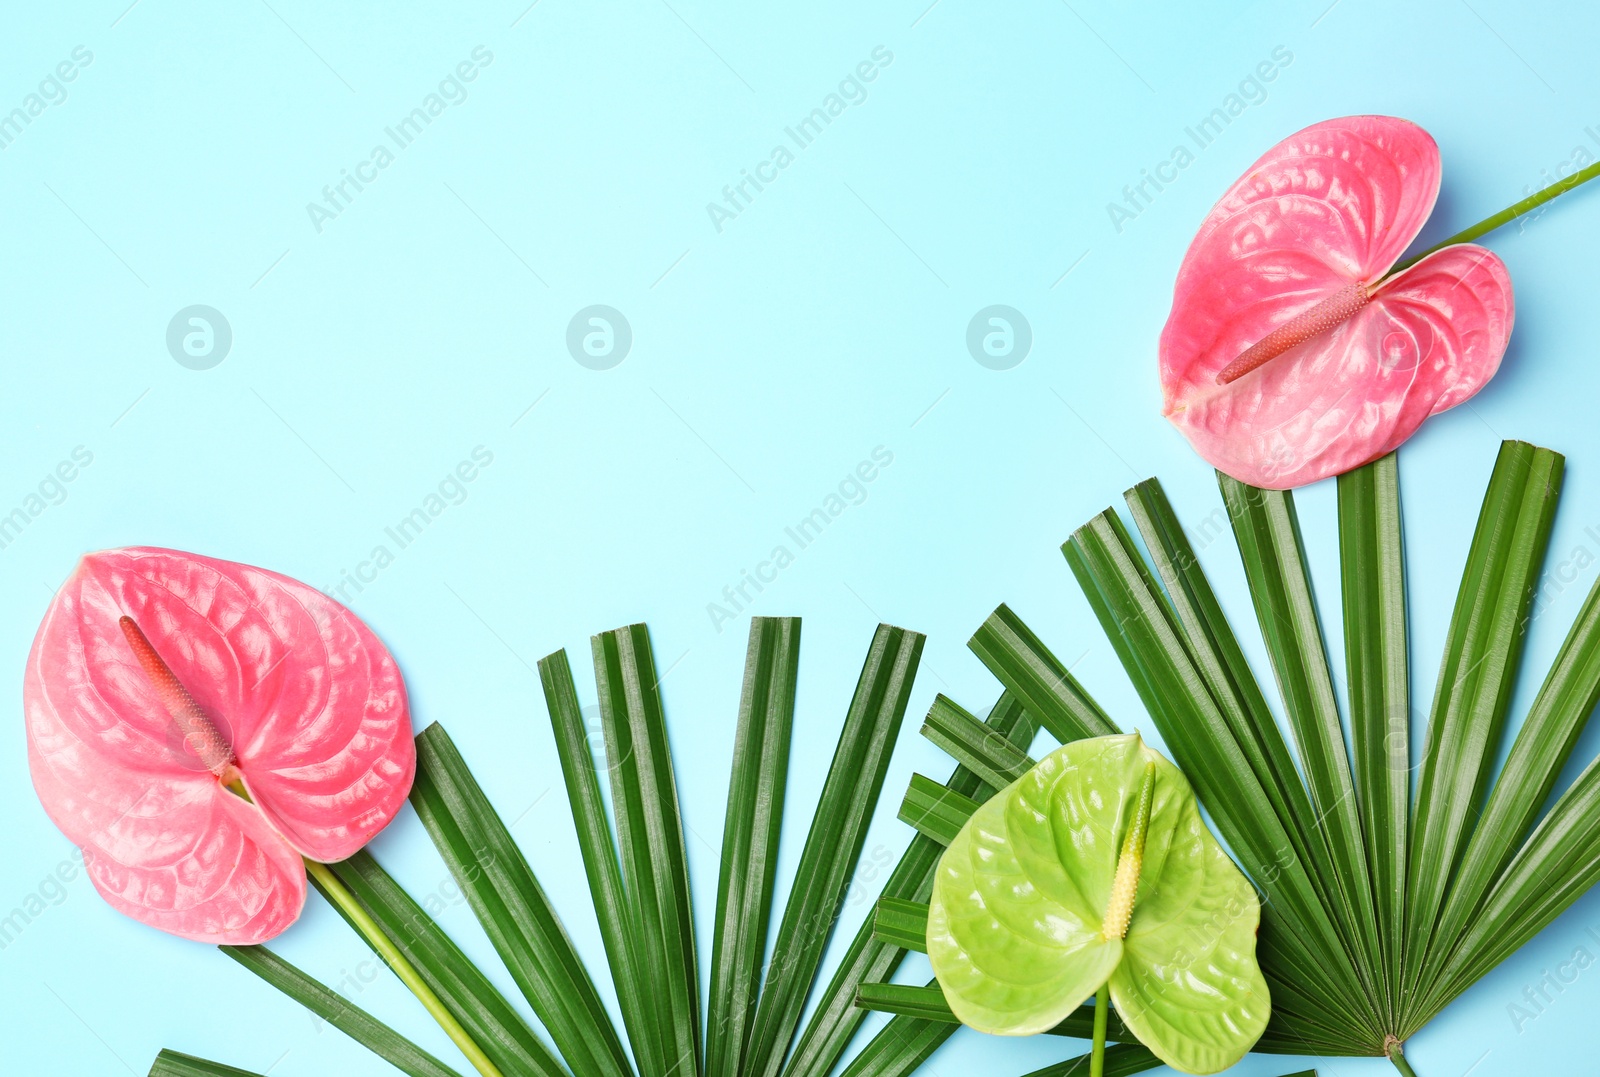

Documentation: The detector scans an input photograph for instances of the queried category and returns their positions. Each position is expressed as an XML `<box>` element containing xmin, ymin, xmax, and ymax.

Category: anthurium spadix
<box><xmin>927</xmin><ymin>733</ymin><xmax>1268</xmax><ymax>1075</ymax></box>
<box><xmin>1161</xmin><ymin>115</ymin><xmax>1514</xmax><ymax>489</ymax></box>
<box><xmin>25</xmin><ymin>547</ymin><xmax>415</xmax><ymax>945</ymax></box>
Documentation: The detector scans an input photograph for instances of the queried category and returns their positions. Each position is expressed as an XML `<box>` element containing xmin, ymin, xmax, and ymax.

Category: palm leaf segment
<box><xmin>862</xmin><ymin>440</ymin><xmax>1600</xmax><ymax>1075</ymax></box>
<box><xmin>157</xmin><ymin>440</ymin><xmax>1598</xmax><ymax>1077</ymax></box>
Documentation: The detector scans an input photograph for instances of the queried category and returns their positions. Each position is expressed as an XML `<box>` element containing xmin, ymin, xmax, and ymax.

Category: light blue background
<box><xmin>4</xmin><ymin>1</ymin><xmax>1600</xmax><ymax>1074</ymax></box>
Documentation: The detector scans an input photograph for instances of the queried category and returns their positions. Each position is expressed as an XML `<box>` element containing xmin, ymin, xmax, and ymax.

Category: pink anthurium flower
<box><xmin>1160</xmin><ymin>115</ymin><xmax>1514</xmax><ymax>489</ymax></box>
<box><xmin>25</xmin><ymin>547</ymin><xmax>414</xmax><ymax>945</ymax></box>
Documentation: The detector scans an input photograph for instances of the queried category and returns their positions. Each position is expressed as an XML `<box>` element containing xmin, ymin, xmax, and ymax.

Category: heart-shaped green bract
<box><xmin>926</xmin><ymin>733</ymin><xmax>1269</xmax><ymax>1075</ymax></box>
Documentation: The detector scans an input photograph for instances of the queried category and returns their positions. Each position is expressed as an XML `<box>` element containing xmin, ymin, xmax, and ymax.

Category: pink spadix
<box><xmin>118</xmin><ymin>616</ymin><xmax>240</xmax><ymax>782</ymax></box>
<box><xmin>1214</xmin><ymin>280</ymin><xmax>1373</xmax><ymax>386</ymax></box>
<box><xmin>1160</xmin><ymin>116</ymin><xmax>1513</xmax><ymax>489</ymax></box>
<box><xmin>25</xmin><ymin>547</ymin><xmax>415</xmax><ymax>944</ymax></box>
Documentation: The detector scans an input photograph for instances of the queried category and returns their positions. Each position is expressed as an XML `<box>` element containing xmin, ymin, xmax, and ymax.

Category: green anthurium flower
<box><xmin>926</xmin><ymin>732</ymin><xmax>1269</xmax><ymax>1075</ymax></box>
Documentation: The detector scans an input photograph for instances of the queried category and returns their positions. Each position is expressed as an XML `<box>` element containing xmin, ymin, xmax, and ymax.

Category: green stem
<box><xmin>223</xmin><ymin>781</ymin><xmax>502</xmax><ymax>1077</ymax></box>
<box><xmin>305</xmin><ymin>860</ymin><xmax>505</xmax><ymax>1077</ymax></box>
<box><xmin>1389</xmin><ymin>157</ymin><xmax>1600</xmax><ymax>274</ymax></box>
<box><xmin>1089</xmin><ymin>983</ymin><xmax>1110</xmax><ymax>1077</ymax></box>
<box><xmin>1386</xmin><ymin>1041</ymin><xmax>1420</xmax><ymax>1077</ymax></box>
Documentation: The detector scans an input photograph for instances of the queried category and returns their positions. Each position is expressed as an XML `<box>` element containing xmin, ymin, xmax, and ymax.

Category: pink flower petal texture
<box><xmin>1160</xmin><ymin>115</ymin><xmax>1514</xmax><ymax>489</ymax></box>
<box><xmin>25</xmin><ymin>547</ymin><xmax>414</xmax><ymax>944</ymax></box>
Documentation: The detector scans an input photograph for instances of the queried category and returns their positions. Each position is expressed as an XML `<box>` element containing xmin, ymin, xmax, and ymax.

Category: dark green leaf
<box><xmin>708</xmin><ymin>616</ymin><xmax>801</xmax><ymax>1077</ymax></box>
<box><xmin>540</xmin><ymin>647</ymin><xmax>657</xmax><ymax>1073</ymax></box>
<box><xmin>854</xmin><ymin>981</ymin><xmax>1131</xmax><ymax>1042</ymax></box>
<box><xmin>897</xmin><ymin>774</ymin><xmax>978</xmax><ymax>846</ymax></box>
<box><xmin>968</xmin><ymin>604</ymin><xmax>1116</xmax><ymax>741</ymax></box>
<box><xmin>1126</xmin><ymin>479</ymin><xmax>1345</xmax><ymax>937</ymax></box>
<box><xmin>1431</xmin><ymin>756</ymin><xmax>1600</xmax><ymax>1008</ymax></box>
<box><xmin>1404</xmin><ymin>442</ymin><xmax>1563</xmax><ymax>1001</ymax></box>
<box><xmin>148</xmin><ymin>1051</ymin><xmax>263</xmax><ymax>1077</ymax></box>
<box><xmin>411</xmin><ymin>722</ymin><xmax>634</xmax><ymax>1077</ymax></box>
<box><xmin>920</xmin><ymin>693</ymin><xmax>1034</xmax><ymax>790</ymax></box>
<box><xmin>744</xmin><ymin>624</ymin><xmax>925</xmax><ymax>1077</ymax></box>
<box><xmin>782</xmin><ymin>693</ymin><xmax>1034</xmax><ymax>1077</ymax></box>
<box><xmin>1335</xmin><ymin>453</ymin><xmax>1410</xmax><ymax>1024</ymax></box>
<box><xmin>592</xmin><ymin>624</ymin><xmax>702</xmax><ymax>1077</ymax></box>
<box><xmin>320</xmin><ymin>851</ymin><xmax>568</xmax><ymax>1077</ymax></box>
<box><xmin>1064</xmin><ymin>509</ymin><xmax>1376</xmax><ymax>1042</ymax></box>
<box><xmin>1422</xmin><ymin>559</ymin><xmax>1600</xmax><ymax>999</ymax></box>
<box><xmin>870</xmin><ymin>897</ymin><xmax>928</xmax><ymax>952</ymax></box>
<box><xmin>835</xmin><ymin>1016</ymin><xmax>952</xmax><ymax>1077</ymax></box>
<box><xmin>1217</xmin><ymin>473</ymin><xmax>1382</xmax><ymax>1005</ymax></box>
<box><xmin>221</xmin><ymin>946</ymin><xmax>464</xmax><ymax>1077</ymax></box>
<box><xmin>1013</xmin><ymin>1043</ymin><xmax>1159</xmax><ymax>1077</ymax></box>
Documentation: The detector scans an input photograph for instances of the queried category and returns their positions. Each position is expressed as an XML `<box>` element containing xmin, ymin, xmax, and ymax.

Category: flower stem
<box><xmin>1090</xmin><ymin>983</ymin><xmax>1110</xmax><ymax>1077</ymax></box>
<box><xmin>223</xmin><ymin>780</ymin><xmax>503</xmax><ymax>1077</ymax></box>
<box><xmin>304</xmin><ymin>859</ymin><xmax>505</xmax><ymax>1077</ymax></box>
<box><xmin>1390</xmin><ymin>157</ymin><xmax>1600</xmax><ymax>274</ymax></box>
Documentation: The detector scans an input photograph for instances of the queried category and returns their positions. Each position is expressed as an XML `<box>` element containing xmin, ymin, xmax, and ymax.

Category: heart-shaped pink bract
<box><xmin>25</xmin><ymin>547</ymin><xmax>414</xmax><ymax>944</ymax></box>
<box><xmin>1160</xmin><ymin>115</ymin><xmax>1514</xmax><ymax>489</ymax></box>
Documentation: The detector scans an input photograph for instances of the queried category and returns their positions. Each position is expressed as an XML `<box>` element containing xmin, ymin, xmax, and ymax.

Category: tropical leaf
<box><xmin>707</xmin><ymin>617</ymin><xmax>801</xmax><ymax>1077</ymax></box>
<box><xmin>790</xmin><ymin>691</ymin><xmax>1036</xmax><ymax>1077</ymax></box>
<box><xmin>592</xmin><ymin>624</ymin><xmax>703</xmax><ymax>1077</ymax></box>
<box><xmin>221</xmin><ymin>945</ymin><xmax>465</xmax><ymax>1077</ymax></box>
<box><xmin>861</xmin><ymin>438</ymin><xmax>1600</xmax><ymax>1076</ymax></box>
<box><xmin>410</xmin><ymin>720</ymin><xmax>634</xmax><ymax>1077</ymax></box>
<box><xmin>164</xmin><ymin>438</ymin><xmax>1600</xmax><ymax>1077</ymax></box>
<box><xmin>742</xmin><ymin>624</ymin><xmax>925</xmax><ymax>1077</ymax></box>
<box><xmin>148</xmin><ymin>1052</ymin><xmax>265</xmax><ymax>1077</ymax></box>
<box><xmin>856</xmin><ymin>982</ymin><xmax>1131</xmax><ymax>1042</ymax></box>
<box><xmin>316</xmin><ymin>851</ymin><xmax>569</xmax><ymax>1077</ymax></box>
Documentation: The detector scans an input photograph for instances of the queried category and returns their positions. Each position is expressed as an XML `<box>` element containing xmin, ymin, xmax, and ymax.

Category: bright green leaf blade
<box><xmin>929</xmin><ymin>734</ymin><xmax>1268</xmax><ymax>1071</ymax></box>
<box><xmin>744</xmin><ymin>623</ymin><xmax>925</xmax><ymax>1077</ymax></box>
<box><xmin>1217</xmin><ymin>474</ymin><xmax>1382</xmax><ymax>1007</ymax></box>
<box><xmin>1405</xmin><ymin>441</ymin><xmax>1563</xmax><ymax>999</ymax></box>
<box><xmin>782</xmin><ymin>693</ymin><xmax>1035</xmax><ymax>1077</ymax></box>
<box><xmin>221</xmin><ymin>946</ymin><xmax>465</xmax><ymax>1077</ymax></box>
<box><xmin>707</xmin><ymin>616</ymin><xmax>801</xmax><ymax>1077</ymax></box>
<box><xmin>540</xmin><ymin>647</ymin><xmax>658</xmax><ymax>1074</ymax></box>
<box><xmin>1335</xmin><ymin>453</ymin><xmax>1410</xmax><ymax>1025</ymax></box>
<box><xmin>1064</xmin><ymin>511</ymin><xmax>1374</xmax><ymax>1042</ymax></box>
<box><xmin>969</xmin><ymin>604</ymin><xmax>1117</xmax><ymax>741</ymax></box>
<box><xmin>148</xmin><ymin>1051</ymin><xmax>263</xmax><ymax>1077</ymax></box>
<box><xmin>317</xmin><ymin>852</ymin><xmax>568</xmax><ymax>1077</ymax></box>
<box><xmin>592</xmin><ymin>623</ymin><xmax>702</xmax><ymax>1077</ymax></box>
<box><xmin>1420</xmin><ymin>562</ymin><xmax>1600</xmax><ymax>1003</ymax></box>
<box><xmin>411</xmin><ymin>722</ymin><xmax>634</xmax><ymax>1077</ymax></box>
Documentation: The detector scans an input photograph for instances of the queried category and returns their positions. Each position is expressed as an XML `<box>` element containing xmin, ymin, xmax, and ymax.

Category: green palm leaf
<box><xmin>221</xmin><ymin>945</ymin><xmax>465</xmax><ymax>1077</ymax></box>
<box><xmin>315</xmin><ymin>851</ymin><xmax>569</xmax><ymax>1077</ymax></box>
<box><xmin>782</xmin><ymin>691</ymin><xmax>1035</xmax><ymax>1077</ymax></box>
<box><xmin>707</xmin><ymin>616</ymin><xmax>801</xmax><ymax>1077</ymax></box>
<box><xmin>742</xmin><ymin>624</ymin><xmax>925</xmax><ymax>1077</ymax></box>
<box><xmin>165</xmin><ymin>438</ymin><xmax>1600</xmax><ymax>1077</ymax></box>
<box><xmin>411</xmin><ymin>721</ymin><xmax>634</xmax><ymax>1077</ymax></box>
<box><xmin>148</xmin><ymin>1052</ymin><xmax>266</xmax><ymax>1077</ymax></box>
<box><xmin>592</xmin><ymin>624</ymin><xmax>703</xmax><ymax>1077</ymax></box>
<box><xmin>1336</xmin><ymin>454</ymin><xmax>1410</xmax><ymax>1025</ymax></box>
